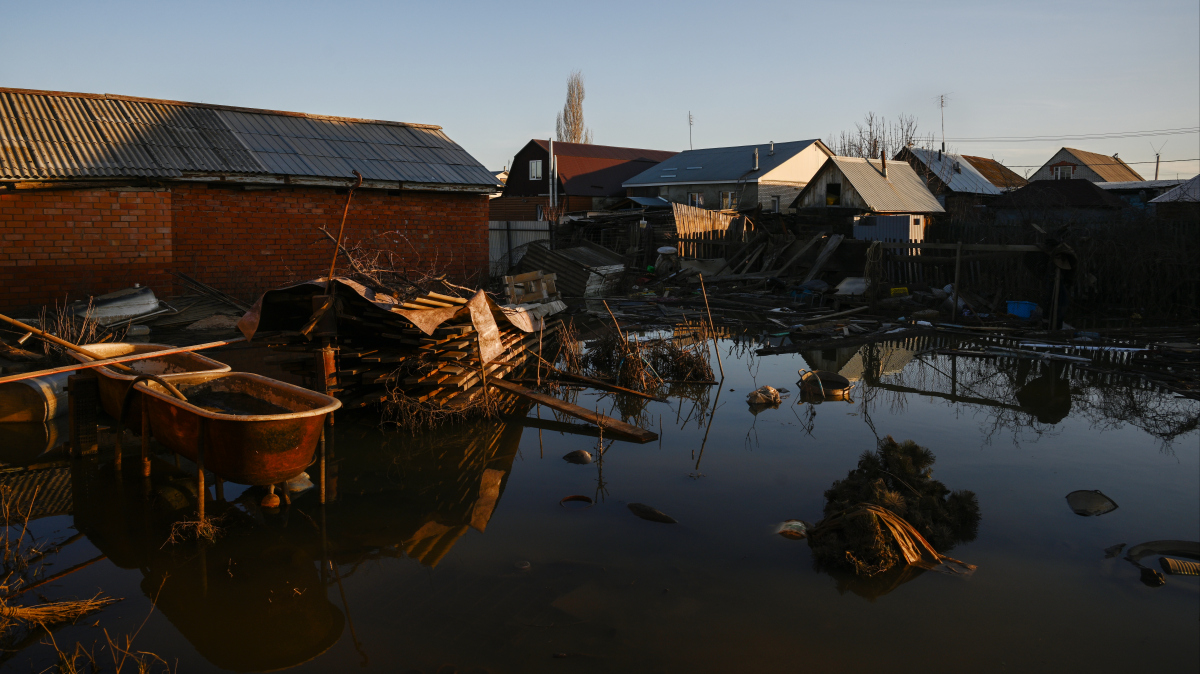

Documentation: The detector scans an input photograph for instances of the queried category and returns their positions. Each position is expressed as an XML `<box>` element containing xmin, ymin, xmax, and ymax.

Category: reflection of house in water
<box><xmin>0</xmin><ymin>465</ymin><xmax>71</xmax><ymax>522</ymax></box>
<box><xmin>800</xmin><ymin>338</ymin><xmax>924</xmax><ymax>383</ymax></box>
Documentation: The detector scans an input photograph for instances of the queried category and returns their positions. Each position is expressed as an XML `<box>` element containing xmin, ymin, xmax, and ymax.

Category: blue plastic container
<box><xmin>1007</xmin><ymin>301</ymin><xmax>1038</xmax><ymax>319</ymax></box>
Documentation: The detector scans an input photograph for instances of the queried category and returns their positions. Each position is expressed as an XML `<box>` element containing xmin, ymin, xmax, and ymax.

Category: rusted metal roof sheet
<box><xmin>831</xmin><ymin>157</ymin><xmax>945</xmax><ymax>213</ymax></box>
<box><xmin>0</xmin><ymin>88</ymin><xmax>498</xmax><ymax>187</ymax></box>
<box><xmin>961</xmin><ymin>154</ymin><xmax>1028</xmax><ymax>190</ymax></box>
<box><xmin>1061</xmin><ymin>147</ymin><xmax>1144</xmax><ymax>182</ymax></box>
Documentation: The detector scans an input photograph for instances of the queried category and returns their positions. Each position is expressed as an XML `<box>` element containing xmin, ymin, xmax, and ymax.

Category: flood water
<box><xmin>4</xmin><ymin>336</ymin><xmax>1198</xmax><ymax>673</ymax></box>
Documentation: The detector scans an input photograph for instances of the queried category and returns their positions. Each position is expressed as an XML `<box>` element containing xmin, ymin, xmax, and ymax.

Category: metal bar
<box><xmin>0</xmin><ymin>337</ymin><xmax>248</xmax><ymax>386</ymax></box>
<box><xmin>952</xmin><ymin>242</ymin><xmax>963</xmax><ymax>320</ymax></box>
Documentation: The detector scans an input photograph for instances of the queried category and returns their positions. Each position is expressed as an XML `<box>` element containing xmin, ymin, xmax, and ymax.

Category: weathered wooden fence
<box><xmin>672</xmin><ymin>203</ymin><xmax>736</xmax><ymax>258</ymax></box>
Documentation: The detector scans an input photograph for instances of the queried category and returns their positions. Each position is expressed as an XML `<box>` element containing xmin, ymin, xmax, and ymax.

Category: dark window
<box><xmin>826</xmin><ymin>183</ymin><xmax>842</xmax><ymax>206</ymax></box>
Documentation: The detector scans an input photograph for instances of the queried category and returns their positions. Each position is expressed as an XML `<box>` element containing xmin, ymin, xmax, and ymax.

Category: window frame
<box><xmin>529</xmin><ymin>159</ymin><xmax>543</xmax><ymax>181</ymax></box>
<box><xmin>688</xmin><ymin>192</ymin><xmax>703</xmax><ymax>207</ymax></box>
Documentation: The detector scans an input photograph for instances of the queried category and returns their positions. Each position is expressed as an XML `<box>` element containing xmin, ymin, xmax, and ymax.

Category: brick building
<box><xmin>0</xmin><ymin>88</ymin><xmax>499</xmax><ymax>313</ymax></box>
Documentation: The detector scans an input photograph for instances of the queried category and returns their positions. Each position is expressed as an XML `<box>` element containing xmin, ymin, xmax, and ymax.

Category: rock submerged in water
<box><xmin>628</xmin><ymin>503</ymin><xmax>677</xmax><ymax>524</ymax></box>
<box><xmin>562</xmin><ymin>450</ymin><xmax>593</xmax><ymax>464</ymax></box>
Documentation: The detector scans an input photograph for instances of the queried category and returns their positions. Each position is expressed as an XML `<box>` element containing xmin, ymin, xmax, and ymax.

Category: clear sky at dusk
<box><xmin>3</xmin><ymin>0</ymin><xmax>1197</xmax><ymax>178</ymax></box>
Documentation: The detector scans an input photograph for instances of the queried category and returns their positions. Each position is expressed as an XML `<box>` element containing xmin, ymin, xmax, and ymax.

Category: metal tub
<box><xmin>137</xmin><ymin>372</ymin><xmax>341</xmax><ymax>486</ymax></box>
<box><xmin>69</xmin><ymin>343</ymin><xmax>230</xmax><ymax>423</ymax></box>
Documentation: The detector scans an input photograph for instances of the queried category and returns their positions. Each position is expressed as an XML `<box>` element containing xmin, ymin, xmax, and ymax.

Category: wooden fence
<box><xmin>672</xmin><ymin>203</ymin><xmax>736</xmax><ymax>258</ymax></box>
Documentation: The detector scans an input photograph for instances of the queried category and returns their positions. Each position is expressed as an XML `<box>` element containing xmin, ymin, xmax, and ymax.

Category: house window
<box><xmin>688</xmin><ymin>192</ymin><xmax>703</xmax><ymax>207</ymax></box>
<box><xmin>826</xmin><ymin>183</ymin><xmax>842</xmax><ymax>206</ymax></box>
<box><xmin>1054</xmin><ymin>165</ymin><xmax>1074</xmax><ymax>180</ymax></box>
<box><xmin>771</xmin><ymin>196</ymin><xmax>780</xmax><ymax>213</ymax></box>
<box><xmin>721</xmin><ymin>191</ymin><xmax>738</xmax><ymax>210</ymax></box>
<box><xmin>529</xmin><ymin>159</ymin><xmax>543</xmax><ymax>180</ymax></box>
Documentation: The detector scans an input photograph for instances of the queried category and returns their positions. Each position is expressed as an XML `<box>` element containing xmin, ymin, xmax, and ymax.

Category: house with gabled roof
<box><xmin>1030</xmin><ymin>147</ymin><xmax>1143</xmax><ymax>183</ymax></box>
<box><xmin>623</xmin><ymin>140</ymin><xmax>833</xmax><ymax>213</ymax></box>
<box><xmin>896</xmin><ymin>147</ymin><xmax>1026</xmax><ymax>211</ymax></box>
<box><xmin>791</xmin><ymin>155</ymin><xmax>944</xmax><ymax>242</ymax></box>
<box><xmin>489</xmin><ymin>140</ymin><xmax>677</xmax><ymax>220</ymax></box>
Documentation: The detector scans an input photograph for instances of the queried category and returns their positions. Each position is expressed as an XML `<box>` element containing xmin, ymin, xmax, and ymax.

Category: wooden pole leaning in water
<box><xmin>697</xmin><ymin>274</ymin><xmax>724</xmax><ymax>380</ymax></box>
<box><xmin>951</xmin><ymin>242</ymin><xmax>963</xmax><ymax>320</ymax></box>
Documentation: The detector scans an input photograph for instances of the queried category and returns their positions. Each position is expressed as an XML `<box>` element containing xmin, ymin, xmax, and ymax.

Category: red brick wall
<box><xmin>171</xmin><ymin>184</ymin><xmax>488</xmax><ymax>302</ymax></box>
<box><xmin>0</xmin><ymin>189</ymin><xmax>173</xmax><ymax>313</ymax></box>
<box><xmin>0</xmin><ymin>184</ymin><xmax>488</xmax><ymax>313</ymax></box>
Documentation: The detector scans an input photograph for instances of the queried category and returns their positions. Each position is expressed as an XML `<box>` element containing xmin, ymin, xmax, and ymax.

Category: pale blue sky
<box><xmin>3</xmin><ymin>0</ymin><xmax>1198</xmax><ymax>178</ymax></box>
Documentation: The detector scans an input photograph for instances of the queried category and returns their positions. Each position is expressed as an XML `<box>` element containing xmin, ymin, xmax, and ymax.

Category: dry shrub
<box><xmin>162</xmin><ymin>516</ymin><xmax>224</xmax><ymax>546</ymax></box>
<box><xmin>809</xmin><ymin>436</ymin><xmax>980</xmax><ymax>577</ymax></box>
<box><xmin>580</xmin><ymin>331</ymin><xmax>713</xmax><ymax>392</ymax></box>
<box><xmin>380</xmin><ymin>381</ymin><xmax>504</xmax><ymax>434</ymax></box>
<box><xmin>34</xmin><ymin>300</ymin><xmax>126</xmax><ymax>364</ymax></box>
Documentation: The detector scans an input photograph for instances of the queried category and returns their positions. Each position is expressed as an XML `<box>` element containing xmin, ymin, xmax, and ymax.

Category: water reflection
<box><xmin>67</xmin><ymin>412</ymin><xmax>529</xmax><ymax>671</ymax></box>
<box><xmin>796</xmin><ymin>338</ymin><xmax>1199</xmax><ymax>448</ymax></box>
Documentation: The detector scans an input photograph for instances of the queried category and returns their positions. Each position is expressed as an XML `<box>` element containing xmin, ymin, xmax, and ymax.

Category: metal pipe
<box><xmin>951</xmin><ymin>241</ymin><xmax>963</xmax><ymax>319</ymax></box>
<box><xmin>0</xmin><ymin>336</ymin><xmax>247</xmax><ymax>386</ymax></box>
<box><xmin>325</xmin><ymin>170</ymin><xmax>363</xmax><ymax>292</ymax></box>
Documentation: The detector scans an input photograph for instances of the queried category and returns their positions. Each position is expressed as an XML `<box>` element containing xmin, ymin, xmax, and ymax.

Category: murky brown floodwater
<box><xmin>2</xmin><ymin>335</ymin><xmax>1197</xmax><ymax>673</ymax></box>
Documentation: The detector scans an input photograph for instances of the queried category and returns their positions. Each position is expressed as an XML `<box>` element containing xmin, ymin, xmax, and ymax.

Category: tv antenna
<box><xmin>936</xmin><ymin>93</ymin><xmax>950</xmax><ymax>152</ymax></box>
<box><xmin>1149</xmin><ymin>140</ymin><xmax>1168</xmax><ymax>180</ymax></box>
<box><xmin>688</xmin><ymin>111</ymin><xmax>694</xmax><ymax>150</ymax></box>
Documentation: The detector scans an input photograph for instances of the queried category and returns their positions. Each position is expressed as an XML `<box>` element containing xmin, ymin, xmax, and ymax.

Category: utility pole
<box><xmin>688</xmin><ymin>111</ymin><xmax>694</xmax><ymax>150</ymax></box>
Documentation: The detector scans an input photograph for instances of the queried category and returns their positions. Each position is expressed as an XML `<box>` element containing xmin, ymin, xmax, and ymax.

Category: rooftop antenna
<box><xmin>688</xmin><ymin>111</ymin><xmax>694</xmax><ymax>151</ymax></box>
<box><xmin>937</xmin><ymin>93</ymin><xmax>949</xmax><ymax>154</ymax></box>
<box><xmin>1150</xmin><ymin>140</ymin><xmax>1168</xmax><ymax>180</ymax></box>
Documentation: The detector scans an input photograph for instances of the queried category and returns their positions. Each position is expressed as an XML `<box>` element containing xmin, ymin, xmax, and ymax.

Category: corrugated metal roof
<box><xmin>0</xmin><ymin>88</ymin><xmax>498</xmax><ymax>187</ymax></box>
<box><xmin>1061</xmin><ymin>147</ymin><xmax>1144</xmax><ymax>182</ymax></box>
<box><xmin>1149</xmin><ymin>175</ymin><xmax>1200</xmax><ymax>203</ymax></box>
<box><xmin>961</xmin><ymin>154</ymin><xmax>1028</xmax><ymax>190</ymax></box>
<box><xmin>1095</xmin><ymin>179</ymin><xmax>1187</xmax><ymax>191</ymax></box>
<box><xmin>623</xmin><ymin>140</ymin><xmax>826</xmax><ymax>186</ymax></box>
<box><xmin>829</xmin><ymin>157</ymin><xmax>944</xmax><ymax>213</ymax></box>
<box><xmin>0</xmin><ymin>466</ymin><xmax>72</xmax><ymax>521</ymax></box>
<box><xmin>904</xmin><ymin>148</ymin><xmax>1003</xmax><ymax>195</ymax></box>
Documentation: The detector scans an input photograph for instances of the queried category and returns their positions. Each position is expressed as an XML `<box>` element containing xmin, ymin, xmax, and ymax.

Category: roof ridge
<box><xmin>0</xmin><ymin>86</ymin><xmax>442</xmax><ymax>130</ymax></box>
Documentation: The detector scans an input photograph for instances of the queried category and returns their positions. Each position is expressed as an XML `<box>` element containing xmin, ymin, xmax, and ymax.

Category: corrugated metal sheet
<box><xmin>832</xmin><ymin>157</ymin><xmax>944</xmax><ymax>213</ymax></box>
<box><xmin>1149</xmin><ymin>175</ymin><xmax>1199</xmax><ymax>203</ymax></box>
<box><xmin>624</xmin><ymin>140</ymin><xmax>823</xmax><ymax>186</ymax></box>
<box><xmin>0</xmin><ymin>88</ymin><xmax>498</xmax><ymax>187</ymax></box>
<box><xmin>0</xmin><ymin>466</ymin><xmax>72</xmax><ymax>521</ymax></box>
<box><xmin>905</xmin><ymin>148</ymin><xmax>1002</xmax><ymax>195</ymax></box>
<box><xmin>1095</xmin><ymin>179</ymin><xmax>1188</xmax><ymax>191</ymax></box>
<box><xmin>961</xmin><ymin>154</ymin><xmax>1027</xmax><ymax>190</ymax></box>
<box><xmin>1062</xmin><ymin>147</ymin><xmax>1144</xmax><ymax>182</ymax></box>
<box><xmin>516</xmin><ymin>241</ymin><xmax>624</xmax><ymax>297</ymax></box>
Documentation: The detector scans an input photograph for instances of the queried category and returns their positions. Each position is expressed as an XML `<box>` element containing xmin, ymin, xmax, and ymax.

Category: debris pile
<box><xmin>809</xmin><ymin>436</ymin><xmax>980</xmax><ymax>577</ymax></box>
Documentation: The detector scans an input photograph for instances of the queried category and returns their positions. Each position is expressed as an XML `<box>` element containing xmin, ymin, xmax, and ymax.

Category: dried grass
<box><xmin>809</xmin><ymin>436</ymin><xmax>980</xmax><ymax>577</ymax></box>
<box><xmin>580</xmin><ymin>332</ymin><xmax>713</xmax><ymax>393</ymax></box>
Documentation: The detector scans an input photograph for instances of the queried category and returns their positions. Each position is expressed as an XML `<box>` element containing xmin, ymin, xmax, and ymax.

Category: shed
<box><xmin>0</xmin><ymin>87</ymin><xmax>498</xmax><ymax>312</ymax></box>
<box><xmin>1148</xmin><ymin>175</ymin><xmax>1200</xmax><ymax>220</ymax></box>
<box><xmin>896</xmin><ymin>147</ymin><xmax>1026</xmax><ymax>211</ymax></box>
<box><xmin>992</xmin><ymin>179</ymin><xmax>1127</xmax><ymax>226</ymax></box>
<box><xmin>515</xmin><ymin>240</ymin><xmax>625</xmax><ymax>297</ymax></box>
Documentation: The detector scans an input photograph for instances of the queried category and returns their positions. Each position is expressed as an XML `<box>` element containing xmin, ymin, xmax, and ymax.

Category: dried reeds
<box><xmin>579</xmin><ymin>332</ymin><xmax>713</xmax><ymax>393</ymax></box>
<box><xmin>809</xmin><ymin>436</ymin><xmax>980</xmax><ymax>577</ymax></box>
<box><xmin>0</xmin><ymin>595</ymin><xmax>115</xmax><ymax>630</ymax></box>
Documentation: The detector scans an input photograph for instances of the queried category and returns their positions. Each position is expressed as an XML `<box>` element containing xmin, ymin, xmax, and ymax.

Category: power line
<box><xmin>946</xmin><ymin>127</ymin><xmax>1200</xmax><ymax>143</ymax></box>
<box><xmin>1002</xmin><ymin>157</ymin><xmax>1199</xmax><ymax>168</ymax></box>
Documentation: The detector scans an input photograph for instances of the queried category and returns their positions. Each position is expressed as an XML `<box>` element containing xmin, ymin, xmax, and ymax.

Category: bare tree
<box><xmin>555</xmin><ymin>70</ymin><xmax>593</xmax><ymax>144</ymax></box>
<box><xmin>827</xmin><ymin>112</ymin><xmax>930</xmax><ymax>159</ymax></box>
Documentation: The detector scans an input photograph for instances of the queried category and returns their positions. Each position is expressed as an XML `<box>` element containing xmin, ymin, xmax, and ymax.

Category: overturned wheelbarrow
<box><xmin>797</xmin><ymin>369</ymin><xmax>854</xmax><ymax>402</ymax></box>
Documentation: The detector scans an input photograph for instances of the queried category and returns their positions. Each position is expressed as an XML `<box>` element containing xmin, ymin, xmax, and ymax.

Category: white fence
<box><xmin>489</xmin><ymin>221</ymin><xmax>553</xmax><ymax>276</ymax></box>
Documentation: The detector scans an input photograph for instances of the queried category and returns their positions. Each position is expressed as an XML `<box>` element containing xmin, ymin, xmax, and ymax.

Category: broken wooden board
<box><xmin>486</xmin><ymin>379</ymin><xmax>658</xmax><ymax>443</ymax></box>
<box><xmin>802</xmin><ymin>234</ymin><xmax>845</xmax><ymax>283</ymax></box>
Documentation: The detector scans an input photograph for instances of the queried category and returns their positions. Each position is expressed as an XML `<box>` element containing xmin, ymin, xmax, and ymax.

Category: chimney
<box><xmin>881</xmin><ymin>149</ymin><xmax>887</xmax><ymax>179</ymax></box>
<box><xmin>769</xmin><ymin>141</ymin><xmax>775</xmax><ymax>155</ymax></box>
<box><xmin>754</xmin><ymin>147</ymin><xmax>759</xmax><ymax>170</ymax></box>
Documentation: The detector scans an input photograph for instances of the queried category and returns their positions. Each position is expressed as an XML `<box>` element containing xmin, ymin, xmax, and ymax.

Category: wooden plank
<box><xmin>770</xmin><ymin>231</ymin><xmax>826</xmax><ymax>275</ymax></box>
<box><xmin>802</xmin><ymin>234</ymin><xmax>845</xmax><ymax>283</ymax></box>
<box><xmin>487</xmin><ymin>379</ymin><xmax>658</xmax><ymax>443</ymax></box>
<box><xmin>877</xmin><ymin>243</ymin><xmax>1042</xmax><ymax>252</ymax></box>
